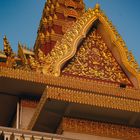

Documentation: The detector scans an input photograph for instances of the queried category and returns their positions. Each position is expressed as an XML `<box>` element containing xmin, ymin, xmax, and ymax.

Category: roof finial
<box><xmin>3</xmin><ymin>35</ymin><xmax>13</xmax><ymax>57</ymax></box>
<box><xmin>94</xmin><ymin>3</ymin><xmax>100</xmax><ymax>12</ymax></box>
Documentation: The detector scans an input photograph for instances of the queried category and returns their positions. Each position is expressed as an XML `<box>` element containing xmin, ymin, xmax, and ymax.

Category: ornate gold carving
<box><xmin>5</xmin><ymin>57</ymin><xmax>17</xmax><ymax>68</ymax></box>
<box><xmin>0</xmin><ymin>50</ymin><xmax>6</xmax><ymax>58</ymax></box>
<box><xmin>98</xmin><ymin>8</ymin><xmax>140</xmax><ymax>75</ymax></box>
<box><xmin>42</xmin><ymin>4</ymin><xmax>140</xmax><ymax>88</ymax></box>
<box><xmin>56</xmin><ymin>2</ymin><xmax>60</xmax><ymax>8</ymax></box>
<box><xmin>18</xmin><ymin>43</ymin><xmax>28</xmax><ymax>66</ymax></box>
<box><xmin>3</xmin><ymin>36</ymin><xmax>17</xmax><ymax>68</ymax></box>
<box><xmin>94</xmin><ymin>3</ymin><xmax>100</xmax><ymax>13</ymax></box>
<box><xmin>3</xmin><ymin>36</ymin><xmax>13</xmax><ymax>57</ymax></box>
<box><xmin>46</xmin><ymin>86</ymin><xmax>140</xmax><ymax>112</ymax></box>
<box><xmin>43</xmin><ymin>8</ymin><xmax>96</xmax><ymax>76</ymax></box>
<box><xmin>62</xmin><ymin>21</ymin><xmax>74</xmax><ymax>33</ymax></box>
<box><xmin>38</xmin><ymin>32</ymin><xmax>45</xmax><ymax>45</ymax></box>
<box><xmin>0</xmin><ymin>67</ymin><xmax>46</xmax><ymax>83</ymax></box>
<box><xmin>128</xmin><ymin>51</ymin><xmax>140</xmax><ymax>73</ymax></box>
<box><xmin>0</xmin><ymin>66</ymin><xmax>140</xmax><ymax>101</ymax></box>
<box><xmin>29</xmin><ymin>55</ymin><xmax>40</xmax><ymax>70</ymax></box>
<box><xmin>34</xmin><ymin>0</ymin><xmax>85</xmax><ymax>57</ymax></box>
<box><xmin>64</xmin><ymin>9</ymin><xmax>78</xmax><ymax>18</ymax></box>
<box><xmin>28</xmin><ymin>83</ymin><xmax>140</xmax><ymax>130</ymax></box>
<box><xmin>41</xmin><ymin>17</ymin><xmax>48</xmax><ymax>28</ymax></box>
<box><xmin>62</xmin><ymin>29</ymin><xmax>131</xmax><ymax>85</ymax></box>
<box><xmin>29</xmin><ymin>49</ymin><xmax>60</xmax><ymax>73</ymax></box>
<box><xmin>58</xmin><ymin>117</ymin><xmax>140</xmax><ymax>139</ymax></box>
<box><xmin>65</xmin><ymin>0</ymin><xmax>77</xmax><ymax>9</ymax></box>
<box><xmin>29</xmin><ymin>49</ymin><xmax>47</xmax><ymax>71</ymax></box>
<box><xmin>53</xmin><ymin>14</ymin><xmax>58</xmax><ymax>20</ymax></box>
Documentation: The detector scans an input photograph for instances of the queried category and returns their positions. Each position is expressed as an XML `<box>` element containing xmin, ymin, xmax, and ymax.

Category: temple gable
<box><xmin>62</xmin><ymin>29</ymin><xmax>132</xmax><ymax>86</ymax></box>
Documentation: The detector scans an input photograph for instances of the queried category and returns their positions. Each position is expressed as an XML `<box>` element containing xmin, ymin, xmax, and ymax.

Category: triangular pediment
<box><xmin>43</xmin><ymin>4</ymin><xmax>140</xmax><ymax>88</ymax></box>
<box><xmin>62</xmin><ymin>28</ymin><xmax>132</xmax><ymax>86</ymax></box>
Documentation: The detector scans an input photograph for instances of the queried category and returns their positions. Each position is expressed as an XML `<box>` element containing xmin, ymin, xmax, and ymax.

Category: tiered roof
<box><xmin>34</xmin><ymin>0</ymin><xmax>85</xmax><ymax>55</ymax></box>
<box><xmin>0</xmin><ymin>1</ymin><xmax>140</xmax><ymax>139</ymax></box>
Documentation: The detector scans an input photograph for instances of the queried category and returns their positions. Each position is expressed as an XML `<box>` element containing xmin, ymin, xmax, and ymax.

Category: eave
<box><xmin>1</xmin><ymin>67</ymin><xmax>140</xmax><ymax>130</ymax></box>
<box><xmin>28</xmin><ymin>85</ymin><xmax>140</xmax><ymax>133</ymax></box>
<box><xmin>1</xmin><ymin>67</ymin><xmax>140</xmax><ymax>100</ymax></box>
<box><xmin>0</xmin><ymin>67</ymin><xmax>46</xmax><ymax>126</ymax></box>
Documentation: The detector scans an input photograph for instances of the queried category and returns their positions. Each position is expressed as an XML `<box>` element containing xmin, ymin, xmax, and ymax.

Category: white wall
<box><xmin>20</xmin><ymin>105</ymin><xmax>36</xmax><ymax>129</ymax></box>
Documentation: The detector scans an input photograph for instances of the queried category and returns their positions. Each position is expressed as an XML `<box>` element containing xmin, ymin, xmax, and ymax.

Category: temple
<box><xmin>0</xmin><ymin>0</ymin><xmax>140</xmax><ymax>140</ymax></box>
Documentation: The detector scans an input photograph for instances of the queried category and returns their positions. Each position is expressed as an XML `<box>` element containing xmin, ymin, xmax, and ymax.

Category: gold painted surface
<box><xmin>64</xmin><ymin>8</ymin><xmax>79</xmax><ymax>18</ymax></box>
<box><xmin>3</xmin><ymin>36</ymin><xmax>17</xmax><ymax>68</ymax></box>
<box><xmin>18</xmin><ymin>43</ymin><xmax>28</xmax><ymax>66</ymax></box>
<box><xmin>27</xmin><ymin>83</ymin><xmax>140</xmax><ymax>130</ymax></box>
<box><xmin>46</xmin><ymin>86</ymin><xmax>140</xmax><ymax>112</ymax></box>
<box><xmin>58</xmin><ymin>117</ymin><xmax>140</xmax><ymax>139</ymax></box>
<box><xmin>62</xmin><ymin>29</ymin><xmax>131</xmax><ymax>85</ymax></box>
<box><xmin>42</xmin><ymin>8</ymin><xmax>96</xmax><ymax>76</ymax></box>
<box><xmin>1</xmin><ymin>67</ymin><xmax>140</xmax><ymax>101</ymax></box>
<box><xmin>3</xmin><ymin>36</ymin><xmax>13</xmax><ymax>57</ymax></box>
<box><xmin>34</xmin><ymin>0</ymin><xmax>85</xmax><ymax>54</ymax></box>
<box><xmin>65</xmin><ymin>0</ymin><xmax>77</xmax><ymax>9</ymax></box>
<box><xmin>0</xmin><ymin>67</ymin><xmax>46</xmax><ymax>84</ymax></box>
<box><xmin>42</xmin><ymin>4</ymin><xmax>140</xmax><ymax>87</ymax></box>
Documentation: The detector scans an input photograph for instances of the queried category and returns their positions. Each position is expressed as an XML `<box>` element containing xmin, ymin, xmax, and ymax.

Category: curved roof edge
<box><xmin>43</xmin><ymin>4</ymin><xmax>140</xmax><ymax>88</ymax></box>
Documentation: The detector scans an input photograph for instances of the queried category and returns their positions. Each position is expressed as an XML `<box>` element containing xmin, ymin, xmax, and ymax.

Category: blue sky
<box><xmin>0</xmin><ymin>0</ymin><xmax>140</xmax><ymax>65</ymax></box>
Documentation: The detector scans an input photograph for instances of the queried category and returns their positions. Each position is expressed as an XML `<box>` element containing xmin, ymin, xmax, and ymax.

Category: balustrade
<box><xmin>0</xmin><ymin>126</ymin><xmax>76</xmax><ymax>140</ymax></box>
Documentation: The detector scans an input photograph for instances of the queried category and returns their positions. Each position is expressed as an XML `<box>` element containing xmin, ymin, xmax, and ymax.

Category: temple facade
<box><xmin>0</xmin><ymin>0</ymin><xmax>140</xmax><ymax>140</ymax></box>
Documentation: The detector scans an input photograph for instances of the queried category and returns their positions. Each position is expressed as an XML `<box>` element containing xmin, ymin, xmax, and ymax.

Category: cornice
<box><xmin>46</xmin><ymin>86</ymin><xmax>140</xmax><ymax>112</ymax></box>
<box><xmin>28</xmin><ymin>84</ymin><xmax>140</xmax><ymax>131</ymax></box>
<box><xmin>1</xmin><ymin>67</ymin><xmax>140</xmax><ymax>101</ymax></box>
<box><xmin>0</xmin><ymin>67</ymin><xmax>46</xmax><ymax>84</ymax></box>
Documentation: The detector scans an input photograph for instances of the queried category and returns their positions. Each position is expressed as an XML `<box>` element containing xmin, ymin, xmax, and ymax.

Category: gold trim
<box><xmin>27</xmin><ymin>83</ymin><xmax>140</xmax><ymax>130</ymax></box>
<box><xmin>62</xmin><ymin>29</ymin><xmax>131</xmax><ymax>85</ymax></box>
<box><xmin>0</xmin><ymin>67</ymin><xmax>46</xmax><ymax>84</ymax></box>
<box><xmin>46</xmin><ymin>86</ymin><xmax>140</xmax><ymax>112</ymax></box>
<box><xmin>45</xmin><ymin>76</ymin><xmax>140</xmax><ymax>101</ymax></box>
<box><xmin>1</xmin><ymin>67</ymin><xmax>140</xmax><ymax>101</ymax></box>
<box><xmin>43</xmin><ymin>4</ymin><xmax>140</xmax><ymax>87</ymax></box>
<box><xmin>18</xmin><ymin>43</ymin><xmax>28</xmax><ymax>65</ymax></box>
<box><xmin>58</xmin><ymin>117</ymin><xmax>140</xmax><ymax>139</ymax></box>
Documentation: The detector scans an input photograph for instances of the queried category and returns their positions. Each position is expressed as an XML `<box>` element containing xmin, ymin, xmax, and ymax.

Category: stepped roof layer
<box><xmin>34</xmin><ymin>0</ymin><xmax>85</xmax><ymax>55</ymax></box>
<box><xmin>0</xmin><ymin>2</ymin><xmax>140</xmax><ymax>99</ymax></box>
<box><xmin>1</xmin><ymin>2</ymin><xmax>139</xmax><ymax>88</ymax></box>
<box><xmin>22</xmin><ymin>4</ymin><xmax>140</xmax><ymax>138</ymax></box>
<box><xmin>0</xmin><ymin>2</ymin><xmax>140</xmax><ymax>137</ymax></box>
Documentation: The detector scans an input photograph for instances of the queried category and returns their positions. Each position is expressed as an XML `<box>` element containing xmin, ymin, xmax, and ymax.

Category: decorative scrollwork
<box><xmin>62</xmin><ymin>29</ymin><xmax>131</xmax><ymax>85</ymax></box>
<box><xmin>41</xmin><ymin>3</ymin><xmax>140</xmax><ymax>87</ymax></box>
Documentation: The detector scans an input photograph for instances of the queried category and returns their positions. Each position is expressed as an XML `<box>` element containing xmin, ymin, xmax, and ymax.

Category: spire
<box><xmin>3</xmin><ymin>36</ymin><xmax>13</xmax><ymax>57</ymax></box>
<box><xmin>34</xmin><ymin>0</ymin><xmax>85</xmax><ymax>55</ymax></box>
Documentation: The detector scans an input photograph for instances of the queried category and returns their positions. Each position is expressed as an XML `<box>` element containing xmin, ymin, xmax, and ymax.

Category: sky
<box><xmin>0</xmin><ymin>0</ymin><xmax>140</xmax><ymax>65</ymax></box>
